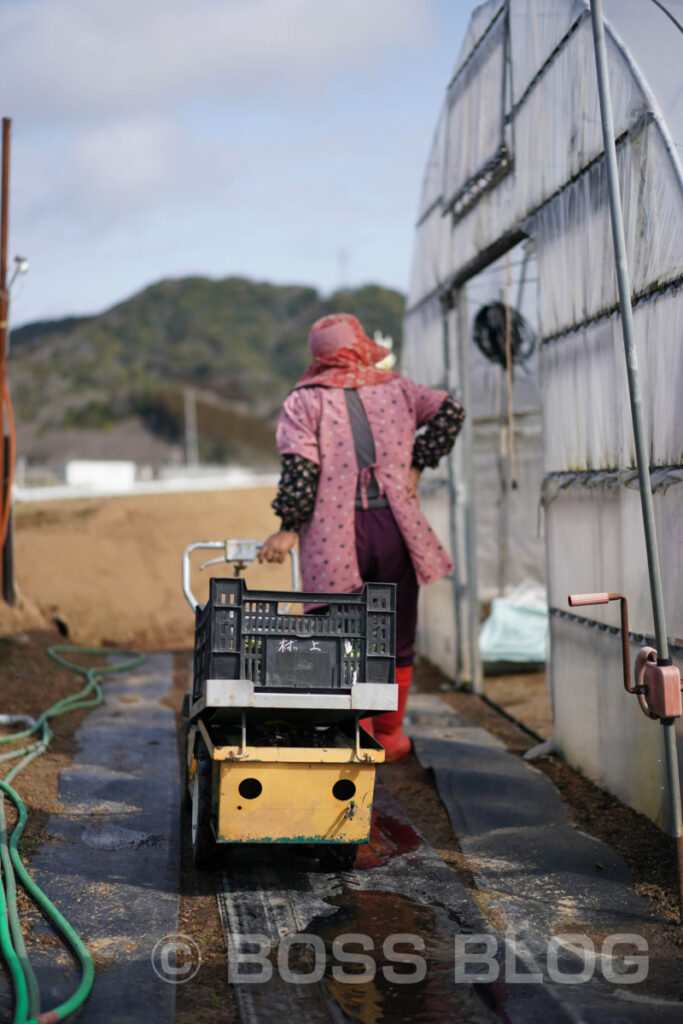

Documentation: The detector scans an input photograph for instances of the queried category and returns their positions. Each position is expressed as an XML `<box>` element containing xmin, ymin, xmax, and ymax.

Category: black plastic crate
<box><xmin>192</xmin><ymin>578</ymin><xmax>395</xmax><ymax>699</ymax></box>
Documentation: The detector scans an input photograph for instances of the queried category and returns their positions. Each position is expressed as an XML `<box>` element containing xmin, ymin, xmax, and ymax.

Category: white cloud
<box><xmin>73</xmin><ymin>118</ymin><xmax>188</xmax><ymax>200</ymax></box>
<box><xmin>12</xmin><ymin>114</ymin><xmax>240</xmax><ymax>233</ymax></box>
<box><xmin>2</xmin><ymin>0</ymin><xmax>431</xmax><ymax>117</ymax></box>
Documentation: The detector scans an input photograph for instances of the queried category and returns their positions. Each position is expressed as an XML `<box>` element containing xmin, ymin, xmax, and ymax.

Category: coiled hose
<box><xmin>0</xmin><ymin>644</ymin><xmax>145</xmax><ymax>1023</ymax></box>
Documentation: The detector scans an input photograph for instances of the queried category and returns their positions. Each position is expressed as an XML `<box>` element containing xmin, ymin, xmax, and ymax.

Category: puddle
<box><xmin>302</xmin><ymin>890</ymin><xmax>508</xmax><ymax>1024</ymax></box>
<box><xmin>221</xmin><ymin>803</ymin><xmax>514</xmax><ymax>1022</ymax></box>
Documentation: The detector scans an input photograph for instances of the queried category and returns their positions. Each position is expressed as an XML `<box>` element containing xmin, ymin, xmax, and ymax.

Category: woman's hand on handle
<box><xmin>258</xmin><ymin>530</ymin><xmax>298</xmax><ymax>564</ymax></box>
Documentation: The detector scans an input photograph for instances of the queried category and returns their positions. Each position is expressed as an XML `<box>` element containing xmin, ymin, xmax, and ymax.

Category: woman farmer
<box><xmin>259</xmin><ymin>313</ymin><xmax>464</xmax><ymax>760</ymax></box>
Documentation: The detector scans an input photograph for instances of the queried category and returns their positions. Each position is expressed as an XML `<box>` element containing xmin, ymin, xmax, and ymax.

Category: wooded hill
<box><xmin>10</xmin><ymin>277</ymin><xmax>404</xmax><ymax>470</ymax></box>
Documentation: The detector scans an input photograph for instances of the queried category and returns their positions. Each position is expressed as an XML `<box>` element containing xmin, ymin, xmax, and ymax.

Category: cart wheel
<box><xmin>191</xmin><ymin>753</ymin><xmax>215</xmax><ymax>870</ymax></box>
<box><xmin>317</xmin><ymin>844</ymin><xmax>358</xmax><ymax>872</ymax></box>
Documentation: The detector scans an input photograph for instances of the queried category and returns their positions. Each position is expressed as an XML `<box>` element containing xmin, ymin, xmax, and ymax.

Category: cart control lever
<box><xmin>568</xmin><ymin>592</ymin><xmax>681</xmax><ymax>721</ymax></box>
<box><xmin>198</xmin><ymin>554</ymin><xmax>230</xmax><ymax>572</ymax></box>
<box><xmin>182</xmin><ymin>539</ymin><xmax>299</xmax><ymax>610</ymax></box>
<box><xmin>199</xmin><ymin>539</ymin><xmax>262</xmax><ymax>572</ymax></box>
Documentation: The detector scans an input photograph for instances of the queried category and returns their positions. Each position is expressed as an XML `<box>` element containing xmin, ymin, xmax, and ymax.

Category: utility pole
<box><xmin>184</xmin><ymin>386</ymin><xmax>199</xmax><ymax>469</ymax></box>
<box><xmin>0</xmin><ymin>117</ymin><xmax>14</xmax><ymax>605</ymax></box>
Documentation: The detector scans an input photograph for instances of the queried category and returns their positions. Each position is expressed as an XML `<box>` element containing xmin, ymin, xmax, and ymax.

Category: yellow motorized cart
<box><xmin>181</xmin><ymin>540</ymin><xmax>397</xmax><ymax>870</ymax></box>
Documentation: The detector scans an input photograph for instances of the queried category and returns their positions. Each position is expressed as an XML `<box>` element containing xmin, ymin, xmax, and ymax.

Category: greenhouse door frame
<box><xmin>441</xmin><ymin>285</ymin><xmax>483</xmax><ymax>694</ymax></box>
<box><xmin>442</xmin><ymin>231</ymin><xmax>530</xmax><ymax>695</ymax></box>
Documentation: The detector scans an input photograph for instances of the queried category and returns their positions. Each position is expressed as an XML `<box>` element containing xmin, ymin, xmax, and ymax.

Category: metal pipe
<box><xmin>663</xmin><ymin>720</ymin><xmax>683</xmax><ymax>912</ymax></box>
<box><xmin>590</xmin><ymin>0</ymin><xmax>683</xmax><ymax>918</ymax></box>
<box><xmin>589</xmin><ymin>1</ymin><xmax>669</xmax><ymax>662</ymax></box>
<box><xmin>2</xmin><ymin>436</ymin><xmax>14</xmax><ymax>605</ymax></box>
<box><xmin>182</xmin><ymin>540</ymin><xmax>225</xmax><ymax>610</ymax></box>
<box><xmin>354</xmin><ymin>716</ymin><xmax>371</xmax><ymax>763</ymax></box>
<box><xmin>1</xmin><ymin>514</ymin><xmax>13</xmax><ymax>605</ymax></box>
<box><xmin>503</xmin><ymin>250</ymin><xmax>517</xmax><ymax>491</ymax></box>
<box><xmin>441</xmin><ymin>298</ymin><xmax>463</xmax><ymax>681</ymax></box>
<box><xmin>456</xmin><ymin>287</ymin><xmax>482</xmax><ymax>692</ymax></box>
<box><xmin>227</xmin><ymin>711</ymin><xmax>249</xmax><ymax>761</ymax></box>
<box><xmin>617</xmin><ymin>596</ymin><xmax>631</xmax><ymax>693</ymax></box>
<box><xmin>569</xmin><ymin>591</ymin><xmax>632</xmax><ymax>693</ymax></box>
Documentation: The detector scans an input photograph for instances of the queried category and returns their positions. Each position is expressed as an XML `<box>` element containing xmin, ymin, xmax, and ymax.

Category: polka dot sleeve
<box><xmin>411</xmin><ymin>396</ymin><xmax>466</xmax><ymax>470</ymax></box>
<box><xmin>271</xmin><ymin>453</ymin><xmax>321</xmax><ymax>531</ymax></box>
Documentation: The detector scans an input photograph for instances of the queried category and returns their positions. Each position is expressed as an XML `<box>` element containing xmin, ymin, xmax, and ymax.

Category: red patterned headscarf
<box><xmin>294</xmin><ymin>313</ymin><xmax>398</xmax><ymax>389</ymax></box>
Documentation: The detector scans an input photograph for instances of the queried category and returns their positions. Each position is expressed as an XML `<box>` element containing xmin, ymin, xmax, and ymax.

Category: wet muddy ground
<box><xmin>214</xmin><ymin>793</ymin><xmax>506</xmax><ymax>1024</ymax></box>
<box><xmin>0</xmin><ymin>631</ymin><xmax>680</xmax><ymax>1022</ymax></box>
<box><xmin>170</xmin><ymin>654</ymin><xmax>683</xmax><ymax>1023</ymax></box>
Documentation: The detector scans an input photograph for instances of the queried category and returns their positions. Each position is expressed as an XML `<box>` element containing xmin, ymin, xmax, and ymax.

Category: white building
<box><xmin>65</xmin><ymin>460</ymin><xmax>137</xmax><ymax>492</ymax></box>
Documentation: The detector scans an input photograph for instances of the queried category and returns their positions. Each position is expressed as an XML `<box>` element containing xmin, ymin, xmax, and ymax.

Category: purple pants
<box><xmin>354</xmin><ymin>506</ymin><xmax>419</xmax><ymax>667</ymax></box>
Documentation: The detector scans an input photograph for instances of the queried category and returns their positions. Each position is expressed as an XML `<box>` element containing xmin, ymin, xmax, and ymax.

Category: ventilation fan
<box><xmin>472</xmin><ymin>302</ymin><xmax>536</xmax><ymax>368</ymax></box>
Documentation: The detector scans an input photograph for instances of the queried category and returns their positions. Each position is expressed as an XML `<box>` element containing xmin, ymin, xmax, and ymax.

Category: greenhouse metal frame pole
<box><xmin>455</xmin><ymin>287</ymin><xmax>482</xmax><ymax>694</ymax></box>
<box><xmin>589</xmin><ymin>0</ymin><xmax>683</xmax><ymax>916</ymax></box>
<box><xmin>441</xmin><ymin>297</ymin><xmax>464</xmax><ymax>683</ymax></box>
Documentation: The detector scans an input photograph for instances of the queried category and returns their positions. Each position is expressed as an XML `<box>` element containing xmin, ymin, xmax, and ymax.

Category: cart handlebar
<box><xmin>182</xmin><ymin>539</ymin><xmax>299</xmax><ymax>611</ymax></box>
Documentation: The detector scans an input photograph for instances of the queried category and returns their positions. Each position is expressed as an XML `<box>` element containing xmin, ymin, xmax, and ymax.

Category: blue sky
<box><xmin>2</xmin><ymin>0</ymin><xmax>472</xmax><ymax>326</ymax></box>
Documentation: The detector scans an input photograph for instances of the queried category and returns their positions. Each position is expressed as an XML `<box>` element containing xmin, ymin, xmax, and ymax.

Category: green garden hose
<box><xmin>0</xmin><ymin>644</ymin><xmax>145</xmax><ymax>1023</ymax></box>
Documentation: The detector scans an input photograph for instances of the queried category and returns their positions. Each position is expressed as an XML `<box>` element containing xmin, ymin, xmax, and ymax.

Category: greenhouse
<box><xmin>404</xmin><ymin>0</ymin><xmax>682</xmax><ymax>827</ymax></box>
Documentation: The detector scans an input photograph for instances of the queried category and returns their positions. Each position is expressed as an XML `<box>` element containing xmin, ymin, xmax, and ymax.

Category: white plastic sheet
<box><xmin>479</xmin><ymin>579</ymin><xmax>549</xmax><ymax>663</ymax></box>
<box><xmin>512</xmin><ymin>16</ymin><xmax>648</xmax><ymax>215</ymax></box>
<box><xmin>407</xmin><ymin>208</ymin><xmax>451</xmax><ymax>307</ymax></box>
<box><xmin>472</xmin><ymin>424</ymin><xmax>545</xmax><ymax>599</ymax></box>
<box><xmin>550</xmin><ymin>615</ymin><xmax>682</xmax><ymax>830</ymax></box>
<box><xmin>534</xmin><ymin>122</ymin><xmax>683</xmax><ymax>339</ymax></box>
<box><xmin>416</xmin><ymin>108</ymin><xmax>447</xmax><ymax>222</ymax></box>
<box><xmin>544</xmin><ymin>479</ymin><xmax>683</xmax><ymax>640</ymax></box>
<box><xmin>509</xmin><ymin>0</ymin><xmax>586</xmax><ymax>106</ymax></box>
<box><xmin>449</xmin><ymin>1</ymin><xmax>505</xmax><ymax>83</ymax></box>
<box><xmin>602</xmin><ymin>0</ymin><xmax>683</xmax><ymax>152</ymax></box>
<box><xmin>540</xmin><ymin>288</ymin><xmax>683</xmax><ymax>472</ymax></box>
<box><xmin>415</xmin><ymin>573</ymin><xmax>459</xmax><ymax>677</ymax></box>
<box><xmin>402</xmin><ymin>296</ymin><xmax>446</xmax><ymax>387</ymax></box>
<box><xmin>443</xmin><ymin>7</ymin><xmax>507</xmax><ymax>207</ymax></box>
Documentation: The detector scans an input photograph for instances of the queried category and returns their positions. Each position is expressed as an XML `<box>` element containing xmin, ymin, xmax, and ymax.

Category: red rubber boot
<box><xmin>359</xmin><ymin>716</ymin><xmax>375</xmax><ymax>738</ymax></box>
<box><xmin>373</xmin><ymin>666</ymin><xmax>412</xmax><ymax>762</ymax></box>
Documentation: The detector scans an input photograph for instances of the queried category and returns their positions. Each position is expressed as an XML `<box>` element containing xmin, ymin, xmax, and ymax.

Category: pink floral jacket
<box><xmin>276</xmin><ymin>378</ymin><xmax>454</xmax><ymax>593</ymax></box>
